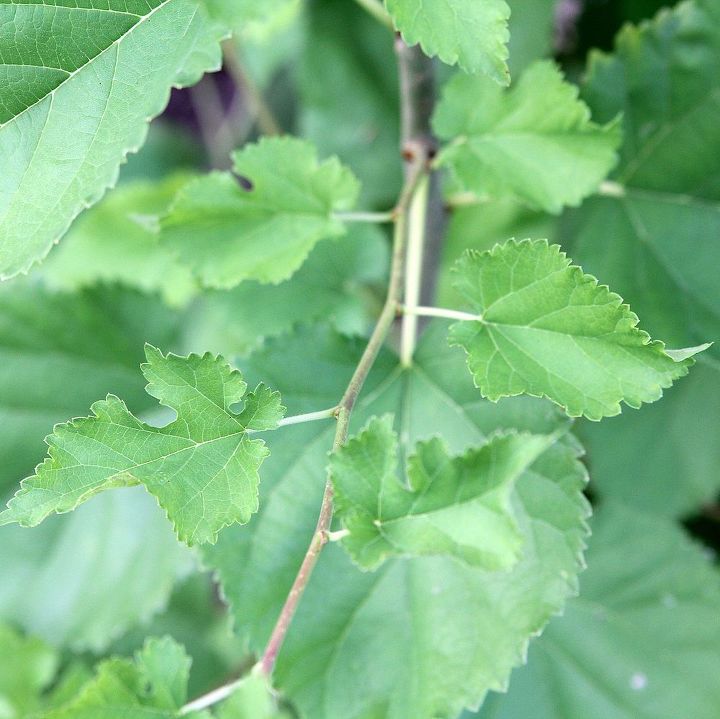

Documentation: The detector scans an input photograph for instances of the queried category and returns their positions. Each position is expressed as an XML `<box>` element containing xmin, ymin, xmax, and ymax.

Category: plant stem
<box><xmin>400</xmin><ymin>305</ymin><xmax>481</xmax><ymax>322</ymax></box>
<box><xmin>258</xmin><ymin>154</ymin><xmax>423</xmax><ymax>678</ymax></box>
<box><xmin>333</xmin><ymin>210</ymin><xmax>395</xmax><ymax>224</ymax></box>
<box><xmin>400</xmin><ymin>174</ymin><xmax>429</xmax><ymax>365</ymax></box>
<box><xmin>353</xmin><ymin>0</ymin><xmax>395</xmax><ymax>30</ymax></box>
<box><xmin>277</xmin><ymin>407</ymin><xmax>338</xmax><ymax>428</ymax></box>
<box><xmin>179</xmin><ymin>678</ymin><xmax>245</xmax><ymax>715</ymax></box>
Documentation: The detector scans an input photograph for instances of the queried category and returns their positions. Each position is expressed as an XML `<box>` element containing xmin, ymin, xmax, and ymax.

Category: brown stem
<box><xmin>259</xmin><ymin>153</ymin><xmax>426</xmax><ymax>677</ymax></box>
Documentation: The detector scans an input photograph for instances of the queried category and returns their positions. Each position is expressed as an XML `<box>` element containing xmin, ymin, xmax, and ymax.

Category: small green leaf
<box><xmin>0</xmin><ymin>0</ymin><xmax>223</xmax><ymax>279</ymax></box>
<box><xmin>216</xmin><ymin>672</ymin><xmax>289</xmax><ymax>719</ymax></box>
<box><xmin>160</xmin><ymin>136</ymin><xmax>360</xmax><ymax>288</ymax></box>
<box><xmin>38</xmin><ymin>637</ymin><xmax>204</xmax><ymax>718</ymax></box>
<box><xmin>0</xmin><ymin>347</ymin><xmax>285</xmax><ymax>545</ymax></box>
<box><xmin>449</xmin><ymin>240</ymin><xmax>705</xmax><ymax>420</ymax></box>
<box><xmin>385</xmin><ymin>0</ymin><xmax>511</xmax><ymax>84</ymax></box>
<box><xmin>434</xmin><ymin>62</ymin><xmax>621</xmax><ymax>213</ymax></box>
<box><xmin>331</xmin><ymin>415</ymin><xmax>555</xmax><ymax>570</ymax></box>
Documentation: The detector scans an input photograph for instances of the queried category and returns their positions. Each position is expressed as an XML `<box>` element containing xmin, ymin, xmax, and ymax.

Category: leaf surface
<box><xmin>0</xmin><ymin>488</ymin><xmax>192</xmax><ymax>652</ymax></box>
<box><xmin>203</xmin><ymin>323</ymin><xmax>590</xmax><ymax>719</ymax></box>
<box><xmin>385</xmin><ymin>0</ymin><xmax>511</xmax><ymax>84</ymax></box>
<box><xmin>0</xmin><ymin>347</ymin><xmax>284</xmax><ymax>544</ymax></box>
<box><xmin>466</xmin><ymin>503</ymin><xmax>720</xmax><ymax>719</ymax></box>
<box><xmin>449</xmin><ymin>240</ymin><xmax>703</xmax><ymax>420</ymax></box>
<box><xmin>332</xmin><ymin>416</ymin><xmax>553</xmax><ymax>570</ymax></box>
<box><xmin>0</xmin><ymin>0</ymin><xmax>223</xmax><ymax>278</ymax></box>
<box><xmin>160</xmin><ymin>136</ymin><xmax>360</xmax><ymax>287</ymax></box>
<box><xmin>434</xmin><ymin>62</ymin><xmax>620</xmax><ymax>213</ymax></box>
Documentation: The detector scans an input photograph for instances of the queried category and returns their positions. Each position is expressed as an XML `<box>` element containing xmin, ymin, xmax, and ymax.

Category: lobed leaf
<box><xmin>160</xmin><ymin>136</ymin><xmax>360</xmax><ymax>288</ymax></box>
<box><xmin>0</xmin><ymin>347</ymin><xmax>285</xmax><ymax>545</ymax></box>
<box><xmin>331</xmin><ymin>415</ymin><xmax>554</xmax><ymax>571</ymax></box>
<box><xmin>433</xmin><ymin>62</ymin><xmax>621</xmax><ymax>213</ymax></box>
<box><xmin>449</xmin><ymin>239</ymin><xmax>706</xmax><ymax>420</ymax></box>
<box><xmin>385</xmin><ymin>0</ymin><xmax>511</xmax><ymax>84</ymax></box>
<box><xmin>0</xmin><ymin>0</ymin><xmax>223</xmax><ymax>279</ymax></box>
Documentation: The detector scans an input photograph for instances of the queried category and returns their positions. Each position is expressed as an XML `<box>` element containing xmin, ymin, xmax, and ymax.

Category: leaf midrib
<box><xmin>0</xmin><ymin>0</ymin><xmax>174</xmax><ymax>130</ymax></box>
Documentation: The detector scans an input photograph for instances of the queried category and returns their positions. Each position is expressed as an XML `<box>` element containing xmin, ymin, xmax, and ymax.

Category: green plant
<box><xmin>1</xmin><ymin>0</ymin><xmax>719</xmax><ymax>717</ymax></box>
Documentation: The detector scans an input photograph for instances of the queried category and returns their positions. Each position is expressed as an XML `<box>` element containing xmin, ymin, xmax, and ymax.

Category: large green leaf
<box><xmin>0</xmin><ymin>283</ymin><xmax>181</xmax><ymax>495</ymax></box>
<box><xmin>467</xmin><ymin>503</ymin><xmax>720</xmax><ymax>719</ymax></box>
<box><xmin>0</xmin><ymin>0</ymin><xmax>223</xmax><ymax>279</ymax></box>
<box><xmin>331</xmin><ymin>416</ymin><xmax>553</xmax><ymax>570</ymax></box>
<box><xmin>449</xmin><ymin>240</ymin><xmax>702</xmax><ymax>420</ymax></box>
<box><xmin>385</xmin><ymin>0</ymin><xmax>511</xmax><ymax>84</ymax></box>
<box><xmin>434</xmin><ymin>62</ymin><xmax>620</xmax><ymax>213</ymax></box>
<box><xmin>0</xmin><ymin>488</ymin><xmax>192</xmax><ymax>652</ymax></box>
<box><xmin>0</xmin><ymin>347</ymin><xmax>284</xmax><ymax>545</ymax></box>
<box><xmin>38</xmin><ymin>637</ymin><xmax>207</xmax><ymax>718</ymax></box>
<box><xmin>0</xmin><ymin>624</ymin><xmax>57</xmax><ymax>718</ymax></box>
<box><xmin>203</xmin><ymin>323</ymin><xmax>590</xmax><ymax>719</ymax></box>
<box><xmin>561</xmin><ymin>0</ymin><xmax>720</xmax><ymax>515</ymax></box>
<box><xmin>160</xmin><ymin>136</ymin><xmax>360</xmax><ymax>288</ymax></box>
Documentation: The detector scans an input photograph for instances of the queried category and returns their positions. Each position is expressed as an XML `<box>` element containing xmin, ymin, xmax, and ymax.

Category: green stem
<box><xmin>400</xmin><ymin>305</ymin><xmax>481</xmax><ymax>323</ymax></box>
<box><xmin>353</xmin><ymin>0</ymin><xmax>395</xmax><ymax>30</ymax></box>
<box><xmin>333</xmin><ymin>210</ymin><xmax>395</xmax><ymax>224</ymax></box>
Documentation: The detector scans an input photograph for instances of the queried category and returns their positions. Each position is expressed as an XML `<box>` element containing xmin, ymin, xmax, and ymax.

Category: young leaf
<box><xmin>449</xmin><ymin>240</ymin><xmax>705</xmax><ymax>420</ymax></box>
<box><xmin>0</xmin><ymin>0</ymin><xmax>223</xmax><ymax>279</ymax></box>
<box><xmin>38</xmin><ymin>637</ymin><xmax>205</xmax><ymax>718</ymax></box>
<box><xmin>466</xmin><ymin>503</ymin><xmax>720</xmax><ymax>719</ymax></box>
<box><xmin>331</xmin><ymin>415</ymin><xmax>554</xmax><ymax>570</ymax></box>
<box><xmin>0</xmin><ymin>489</ymin><xmax>192</xmax><ymax>652</ymax></box>
<box><xmin>160</xmin><ymin>136</ymin><xmax>360</xmax><ymax>288</ymax></box>
<box><xmin>0</xmin><ymin>624</ymin><xmax>58</xmax><ymax>718</ymax></box>
<box><xmin>203</xmin><ymin>323</ymin><xmax>590</xmax><ymax>719</ymax></box>
<box><xmin>385</xmin><ymin>0</ymin><xmax>511</xmax><ymax>84</ymax></box>
<box><xmin>433</xmin><ymin>62</ymin><xmax>621</xmax><ymax>213</ymax></box>
<box><xmin>0</xmin><ymin>347</ymin><xmax>285</xmax><ymax>545</ymax></box>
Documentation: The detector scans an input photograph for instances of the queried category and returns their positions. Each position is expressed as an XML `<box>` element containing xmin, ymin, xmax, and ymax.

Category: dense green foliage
<box><xmin>0</xmin><ymin>0</ymin><xmax>718</xmax><ymax>717</ymax></box>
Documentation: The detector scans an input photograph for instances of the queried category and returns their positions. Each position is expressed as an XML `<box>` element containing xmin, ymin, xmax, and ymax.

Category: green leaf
<box><xmin>506</xmin><ymin>0</ymin><xmax>557</xmax><ymax>76</ymax></box>
<box><xmin>466</xmin><ymin>503</ymin><xmax>720</xmax><ymax>719</ymax></box>
<box><xmin>448</xmin><ymin>239</ymin><xmax>704</xmax><ymax>420</ymax></box>
<box><xmin>39</xmin><ymin>637</ymin><xmax>205</xmax><ymax>718</ymax></box>
<box><xmin>203</xmin><ymin>323</ymin><xmax>590</xmax><ymax>719</ymax></box>
<box><xmin>204</xmin><ymin>0</ymin><xmax>300</xmax><ymax>41</ymax></box>
<box><xmin>299</xmin><ymin>0</ymin><xmax>401</xmax><ymax>208</ymax></box>
<box><xmin>40</xmin><ymin>176</ymin><xmax>198</xmax><ymax>308</ymax></box>
<box><xmin>0</xmin><ymin>488</ymin><xmax>192</xmax><ymax>653</ymax></box>
<box><xmin>186</xmin><ymin>222</ymin><xmax>389</xmax><ymax>357</ymax></box>
<box><xmin>385</xmin><ymin>0</ymin><xmax>511</xmax><ymax>84</ymax></box>
<box><xmin>433</xmin><ymin>62</ymin><xmax>621</xmax><ymax>213</ymax></box>
<box><xmin>0</xmin><ymin>624</ymin><xmax>58</xmax><ymax>718</ymax></box>
<box><xmin>332</xmin><ymin>416</ymin><xmax>555</xmax><ymax>570</ymax></box>
<box><xmin>0</xmin><ymin>347</ymin><xmax>284</xmax><ymax>545</ymax></box>
<box><xmin>0</xmin><ymin>283</ymin><xmax>181</xmax><ymax>495</ymax></box>
<box><xmin>160</xmin><ymin>136</ymin><xmax>360</xmax><ymax>288</ymax></box>
<box><xmin>0</xmin><ymin>0</ymin><xmax>223</xmax><ymax>279</ymax></box>
<box><xmin>560</xmin><ymin>0</ymin><xmax>720</xmax><ymax>515</ymax></box>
